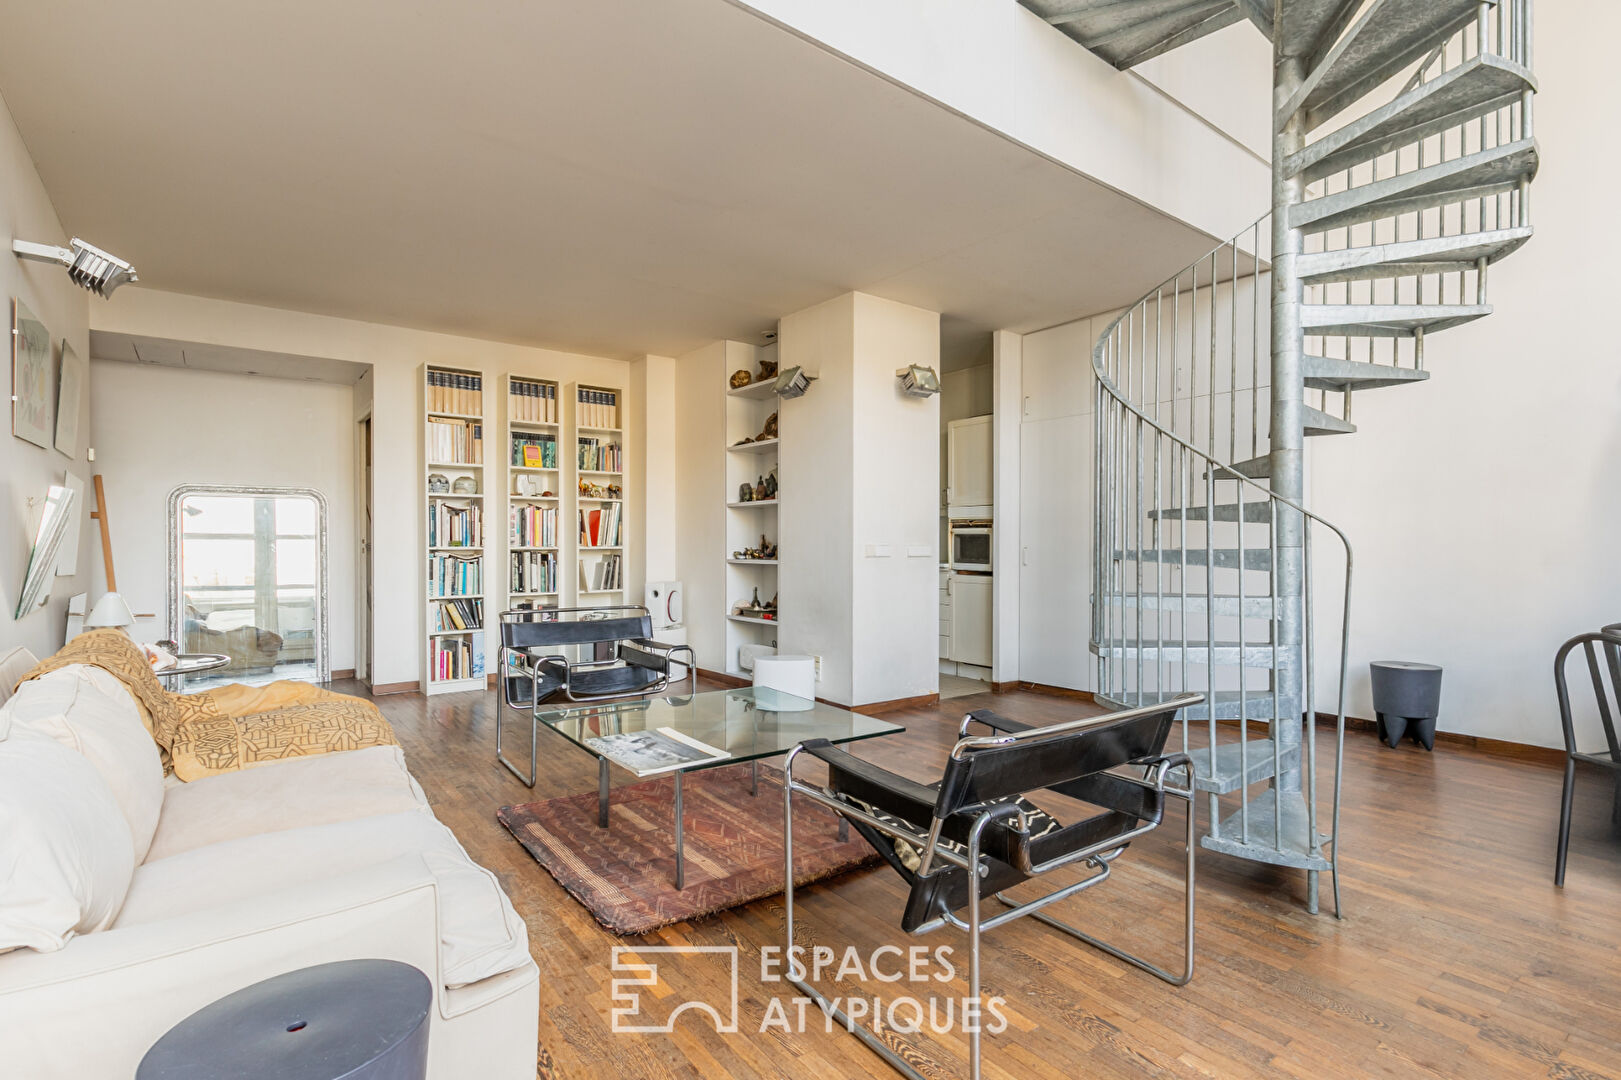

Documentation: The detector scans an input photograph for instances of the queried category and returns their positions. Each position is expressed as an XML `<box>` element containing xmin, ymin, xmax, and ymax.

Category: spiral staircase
<box><xmin>1022</xmin><ymin>0</ymin><xmax>1538</xmax><ymax>914</ymax></box>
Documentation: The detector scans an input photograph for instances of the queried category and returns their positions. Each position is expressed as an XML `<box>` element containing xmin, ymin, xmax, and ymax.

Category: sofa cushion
<box><xmin>0</xmin><ymin>732</ymin><xmax>136</xmax><ymax>952</ymax></box>
<box><xmin>118</xmin><ymin>812</ymin><xmax>529</xmax><ymax>989</ymax></box>
<box><xmin>0</xmin><ymin>645</ymin><xmax>38</xmax><ymax>710</ymax></box>
<box><xmin>146</xmin><ymin>745</ymin><xmax>430</xmax><ymax>863</ymax></box>
<box><xmin>1</xmin><ymin>666</ymin><xmax>165</xmax><ymax>863</ymax></box>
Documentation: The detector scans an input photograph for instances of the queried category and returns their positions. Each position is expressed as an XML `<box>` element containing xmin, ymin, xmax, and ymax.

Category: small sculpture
<box><xmin>730</xmin><ymin>369</ymin><xmax>753</xmax><ymax>389</ymax></box>
<box><xmin>754</xmin><ymin>475</ymin><xmax>768</xmax><ymax>501</ymax></box>
<box><xmin>764</xmin><ymin>468</ymin><xmax>778</xmax><ymax>499</ymax></box>
<box><xmin>765</xmin><ymin>591</ymin><xmax>778</xmax><ymax>613</ymax></box>
<box><xmin>758</xmin><ymin>358</ymin><xmax>779</xmax><ymax>380</ymax></box>
<box><xmin>750</xmin><ymin>586</ymin><xmax>762</xmax><ymax>609</ymax></box>
<box><xmin>762</xmin><ymin>411</ymin><xmax>779</xmax><ymax>439</ymax></box>
<box><xmin>738</xmin><ymin>481</ymin><xmax>754</xmax><ymax>503</ymax></box>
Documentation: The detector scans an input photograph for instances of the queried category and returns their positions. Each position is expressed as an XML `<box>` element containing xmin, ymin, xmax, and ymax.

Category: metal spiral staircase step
<box><xmin>1301</xmin><ymin>353</ymin><xmax>1431</xmax><ymax>392</ymax></box>
<box><xmin>1301</xmin><ymin>403</ymin><xmax>1357</xmax><ymax>436</ymax></box>
<box><xmin>1297</xmin><ymin>227</ymin><xmax>1534</xmax><ymax>285</ymax></box>
<box><xmin>1302</xmin><ymin>303</ymin><xmax>1491</xmax><ymax>338</ymax></box>
<box><xmin>1288</xmin><ymin>54</ymin><xmax>1537</xmax><ymax>184</ymax></box>
<box><xmin>1210</xmin><ymin>455</ymin><xmax>1271</xmax><ymax>481</ymax></box>
<box><xmin>1187</xmin><ymin>738</ymin><xmax>1299</xmax><ymax>795</ymax></box>
<box><xmin>1202</xmin><ymin>789</ymin><xmax>1333</xmax><ymax>871</ymax></box>
<box><xmin>1020</xmin><ymin>0</ymin><xmax>1246</xmax><ymax>69</ymax></box>
<box><xmin>1291</xmin><ymin>139</ymin><xmax>1537</xmax><ymax>235</ymax></box>
<box><xmin>1147</xmin><ymin>501</ymin><xmax>1277</xmax><ymax>522</ymax></box>
<box><xmin>1179</xmin><ymin>690</ymin><xmax>1295</xmax><ymax>723</ymax></box>
<box><xmin>1110</xmin><ymin>593</ymin><xmax>1279</xmax><ymax>618</ymax></box>
<box><xmin>1092</xmin><ymin>641</ymin><xmax>1280</xmax><ymax>667</ymax></box>
<box><xmin>1287</xmin><ymin>0</ymin><xmax>1487</xmax><ymax>131</ymax></box>
<box><xmin>1113</xmin><ymin>546</ymin><xmax>1272</xmax><ymax>570</ymax></box>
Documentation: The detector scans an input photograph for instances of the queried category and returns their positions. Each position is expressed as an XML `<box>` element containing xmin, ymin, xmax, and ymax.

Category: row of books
<box><xmin>576</xmin><ymin>387</ymin><xmax>619</xmax><ymax>428</ymax></box>
<box><xmin>428</xmin><ymin>502</ymin><xmax>482</xmax><ymax>548</ymax></box>
<box><xmin>428</xmin><ymin>370</ymin><xmax>483</xmax><ymax>415</ymax></box>
<box><xmin>431</xmin><ymin>636</ymin><xmax>485</xmax><ymax>682</ymax></box>
<box><xmin>509</xmin><ymin>379</ymin><xmax>559</xmax><ymax>424</ymax></box>
<box><xmin>428</xmin><ymin>418</ymin><xmax>484</xmax><ymax>464</ymax></box>
<box><xmin>431</xmin><ymin>597</ymin><xmax>484</xmax><ymax>632</ymax></box>
<box><xmin>511</xmin><ymin>505</ymin><xmax>558</xmax><ymax>548</ymax></box>
<box><xmin>511</xmin><ymin>432</ymin><xmax>558</xmax><ymax>468</ymax></box>
<box><xmin>581</xmin><ymin>553</ymin><xmax>623</xmax><ymax>592</ymax></box>
<box><xmin>579</xmin><ymin>504</ymin><xmax>623</xmax><ymax>547</ymax></box>
<box><xmin>577</xmin><ymin>436</ymin><xmax>622</xmax><ymax>473</ymax></box>
<box><xmin>429</xmin><ymin>553</ymin><xmax>482</xmax><ymax>597</ymax></box>
<box><xmin>510</xmin><ymin>551</ymin><xmax>559</xmax><ymax>595</ymax></box>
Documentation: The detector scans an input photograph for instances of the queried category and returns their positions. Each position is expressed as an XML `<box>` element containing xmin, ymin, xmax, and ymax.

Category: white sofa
<box><xmin>0</xmin><ymin>649</ymin><xmax>540</xmax><ymax>1079</ymax></box>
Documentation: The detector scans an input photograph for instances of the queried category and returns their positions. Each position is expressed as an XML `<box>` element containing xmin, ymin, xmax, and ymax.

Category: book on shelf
<box><xmin>579</xmin><ymin>552</ymin><xmax>623</xmax><ymax>592</ymax></box>
<box><xmin>428</xmin><ymin>501</ymin><xmax>483</xmax><ymax>547</ymax></box>
<box><xmin>431</xmin><ymin>597</ymin><xmax>484</xmax><ymax>632</ymax></box>
<box><xmin>429</xmin><ymin>370</ymin><xmax>483</xmax><ymax>416</ymax></box>
<box><xmin>429</xmin><ymin>552</ymin><xmax>483</xmax><ymax>597</ymax></box>
<box><xmin>577</xmin><ymin>503</ymin><xmax>622</xmax><ymax>547</ymax></box>
<box><xmin>576</xmin><ymin>387</ymin><xmax>619</xmax><ymax>429</ymax></box>
<box><xmin>508</xmin><ymin>378</ymin><xmax>558</xmax><ymax>424</ymax></box>
<box><xmin>576</xmin><ymin>435</ymin><xmax>622</xmax><ymax>473</ymax></box>
<box><xmin>582</xmin><ymin>727</ymin><xmax>728</xmax><ymax>777</ymax></box>
<box><xmin>427</xmin><ymin>417</ymin><xmax>483</xmax><ymax>464</ymax></box>
<box><xmin>513</xmin><ymin>432</ymin><xmax>557</xmax><ymax>468</ymax></box>
<box><xmin>430</xmin><ymin>636</ymin><xmax>485</xmax><ymax>682</ymax></box>
<box><xmin>509</xmin><ymin>550</ymin><xmax>558</xmax><ymax>595</ymax></box>
<box><xmin>510</xmin><ymin>504</ymin><xmax>557</xmax><ymax>548</ymax></box>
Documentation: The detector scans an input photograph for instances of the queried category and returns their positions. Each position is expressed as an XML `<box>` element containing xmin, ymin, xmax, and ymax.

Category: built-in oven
<box><xmin>948</xmin><ymin>519</ymin><xmax>993</xmax><ymax>572</ymax></box>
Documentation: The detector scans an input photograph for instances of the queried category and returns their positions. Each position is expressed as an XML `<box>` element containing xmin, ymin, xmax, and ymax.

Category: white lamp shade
<box><xmin>85</xmin><ymin>592</ymin><xmax>135</xmax><ymax>629</ymax></box>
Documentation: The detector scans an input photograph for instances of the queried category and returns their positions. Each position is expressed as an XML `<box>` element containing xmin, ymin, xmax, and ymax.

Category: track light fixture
<box><xmin>12</xmin><ymin>237</ymin><xmax>138</xmax><ymax>298</ymax></box>
<box><xmin>773</xmin><ymin>365</ymin><xmax>815</xmax><ymax>399</ymax></box>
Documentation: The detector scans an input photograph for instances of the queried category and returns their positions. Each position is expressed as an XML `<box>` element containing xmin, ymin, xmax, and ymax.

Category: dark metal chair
<box><xmin>781</xmin><ymin>693</ymin><xmax>1201</xmax><ymax>1080</ymax></box>
<box><xmin>1554</xmin><ymin>626</ymin><xmax>1621</xmax><ymax>886</ymax></box>
<box><xmin>496</xmin><ymin>605</ymin><xmax>695</xmax><ymax>786</ymax></box>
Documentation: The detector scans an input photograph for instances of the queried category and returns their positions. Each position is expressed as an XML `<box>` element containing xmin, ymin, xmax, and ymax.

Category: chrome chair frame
<box><xmin>495</xmin><ymin>604</ymin><xmax>696</xmax><ymax>787</ymax></box>
<box><xmin>781</xmin><ymin>693</ymin><xmax>1201</xmax><ymax>1080</ymax></box>
<box><xmin>1554</xmin><ymin>627</ymin><xmax>1621</xmax><ymax>885</ymax></box>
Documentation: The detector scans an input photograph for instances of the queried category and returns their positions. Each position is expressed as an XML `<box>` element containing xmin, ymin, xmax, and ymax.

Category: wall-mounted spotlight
<box><xmin>896</xmin><ymin>364</ymin><xmax>941</xmax><ymax>397</ymax></box>
<box><xmin>773</xmin><ymin>365</ymin><xmax>815</xmax><ymax>399</ymax></box>
<box><xmin>13</xmin><ymin>237</ymin><xmax>139</xmax><ymax>298</ymax></box>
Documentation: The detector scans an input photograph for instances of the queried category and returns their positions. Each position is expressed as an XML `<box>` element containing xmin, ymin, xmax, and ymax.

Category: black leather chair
<box><xmin>1554</xmin><ymin>626</ymin><xmax>1621</xmax><ymax>885</ymax></box>
<box><xmin>781</xmin><ymin>693</ymin><xmax>1201</xmax><ymax>1080</ymax></box>
<box><xmin>496</xmin><ymin>605</ymin><xmax>695</xmax><ymax>786</ymax></box>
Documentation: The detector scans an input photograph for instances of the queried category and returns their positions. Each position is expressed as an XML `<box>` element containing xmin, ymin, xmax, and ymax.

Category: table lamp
<box><xmin>85</xmin><ymin>592</ymin><xmax>136</xmax><ymax>632</ymax></box>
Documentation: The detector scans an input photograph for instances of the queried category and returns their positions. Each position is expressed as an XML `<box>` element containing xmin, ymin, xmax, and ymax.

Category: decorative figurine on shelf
<box><xmin>758</xmin><ymin>357</ymin><xmax>779</xmax><ymax>380</ymax></box>
<box><xmin>765</xmin><ymin>591</ymin><xmax>778</xmax><ymax>614</ymax></box>
<box><xmin>762</xmin><ymin>411</ymin><xmax>779</xmax><ymax>439</ymax></box>
<box><xmin>428</xmin><ymin>473</ymin><xmax>450</xmax><ymax>494</ymax></box>
<box><xmin>738</xmin><ymin>481</ymin><xmax>754</xmax><ymax>503</ymax></box>
<box><xmin>732</xmin><ymin>435</ymin><xmax>755</xmax><ymax>446</ymax></box>
<box><xmin>730</xmin><ymin>369</ymin><xmax>753</xmax><ymax>389</ymax></box>
<box><xmin>751</xmin><ymin>586</ymin><xmax>763</xmax><ymax>609</ymax></box>
<box><xmin>754</xmin><ymin>475</ymin><xmax>768</xmax><ymax>501</ymax></box>
<box><xmin>764</xmin><ymin>467</ymin><xmax>778</xmax><ymax>499</ymax></box>
<box><xmin>607</xmin><ymin>483</ymin><xmax>622</xmax><ymax>500</ymax></box>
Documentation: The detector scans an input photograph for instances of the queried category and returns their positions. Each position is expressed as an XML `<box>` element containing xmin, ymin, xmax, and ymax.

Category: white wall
<box><xmin>737</xmin><ymin>0</ymin><xmax>1269</xmax><ymax>241</ymax></box>
<box><xmin>87</xmin><ymin>361</ymin><xmax>357</xmax><ymax>669</ymax></box>
<box><xmin>0</xmin><ymin>92</ymin><xmax>93</xmax><ymax>660</ymax></box>
<box><xmin>91</xmin><ymin>288</ymin><xmax>642</xmax><ymax>689</ymax></box>
<box><xmin>674</xmin><ymin>341</ymin><xmax>730</xmax><ymax>677</ymax></box>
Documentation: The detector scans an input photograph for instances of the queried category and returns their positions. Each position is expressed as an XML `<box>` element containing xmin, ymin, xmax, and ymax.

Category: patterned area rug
<box><xmin>498</xmin><ymin>763</ymin><xmax>876</xmax><ymax>935</ymax></box>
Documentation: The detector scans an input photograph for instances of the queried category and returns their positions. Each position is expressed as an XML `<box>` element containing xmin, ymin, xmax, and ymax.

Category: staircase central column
<box><xmin>1270</xmin><ymin>32</ymin><xmax>1306</xmax><ymax>796</ymax></box>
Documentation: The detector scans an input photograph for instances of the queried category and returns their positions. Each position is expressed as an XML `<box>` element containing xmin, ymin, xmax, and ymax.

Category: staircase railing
<box><xmin>1091</xmin><ymin>215</ymin><xmax>1353</xmax><ymax>915</ymax></box>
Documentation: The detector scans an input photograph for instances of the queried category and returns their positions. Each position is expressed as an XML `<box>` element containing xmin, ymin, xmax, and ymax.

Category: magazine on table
<box><xmin>584</xmin><ymin>727</ymin><xmax>729</xmax><ymax>776</ymax></box>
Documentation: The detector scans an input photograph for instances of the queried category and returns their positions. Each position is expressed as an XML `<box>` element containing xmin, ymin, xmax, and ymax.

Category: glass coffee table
<box><xmin>536</xmin><ymin>686</ymin><xmax>904</xmax><ymax>889</ymax></box>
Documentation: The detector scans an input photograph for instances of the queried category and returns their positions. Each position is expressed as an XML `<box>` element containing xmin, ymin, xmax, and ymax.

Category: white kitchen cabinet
<box><xmin>950</xmin><ymin>573</ymin><xmax>993</xmax><ymax>668</ymax></box>
<box><xmin>947</xmin><ymin>415</ymin><xmax>993</xmax><ymax>515</ymax></box>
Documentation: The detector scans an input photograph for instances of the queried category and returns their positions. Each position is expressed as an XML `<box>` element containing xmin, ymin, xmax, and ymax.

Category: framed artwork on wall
<box><xmin>11</xmin><ymin>299</ymin><xmax>53</xmax><ymax>448</ymax></box>
<box><xmin>54</xmin><ymin>338</ymin><xmax>84</xmax><ymax>458</ymax></box>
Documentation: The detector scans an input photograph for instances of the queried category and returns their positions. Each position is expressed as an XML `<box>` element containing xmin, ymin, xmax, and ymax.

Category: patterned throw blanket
<box><xmin>17</xmin><ymin>629</ymin><xmax>398</xmax><ymax>781</ymax></box>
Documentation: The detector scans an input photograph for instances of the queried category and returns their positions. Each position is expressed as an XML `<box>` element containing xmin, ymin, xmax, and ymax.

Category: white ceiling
<box><xmin>0</xmin><ymin>0</ymin><xmax>1216</xmax><ymax>365</ymax></box>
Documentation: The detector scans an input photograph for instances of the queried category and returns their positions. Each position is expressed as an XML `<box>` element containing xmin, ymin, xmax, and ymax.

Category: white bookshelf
<box><xmin>569</xmin><ymin>382</ymin><xmax>626</xmax><ymax>601</ymax></box>
<box><xmin>501</xmin><ymin>374</ymin><xmax>563</xmax><ymax>623</ymax></box>
<box><xmin>422</xmin><ymin>363</ymin><xmax>488</xmax><ymax>695</ymax></box>
<box><xmin>724</xmin><ymin>344</ymin><xmax>780</xmax><ymax>677</ymax></box>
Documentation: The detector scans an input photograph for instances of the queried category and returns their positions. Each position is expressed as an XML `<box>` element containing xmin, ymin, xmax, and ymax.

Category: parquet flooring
<box><xmin>353</xmin><ymin>679</ymin><xmax>1621</xmax><ymax>1079</ymax></box>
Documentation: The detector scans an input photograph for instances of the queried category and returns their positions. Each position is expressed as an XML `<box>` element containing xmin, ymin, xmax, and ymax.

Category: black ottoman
<box><xmin>137</xmin><ymin>959</ymin><xmax>432</xmax><ymax>1080</ymax></box>
<box><xmin>1370</xmin><ymin>660</ymin><xmax>1443</xmax><ymax>751</ymax></box>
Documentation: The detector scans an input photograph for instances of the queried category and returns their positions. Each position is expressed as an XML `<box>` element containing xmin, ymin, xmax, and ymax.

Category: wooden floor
<box><xmin>356</xmin><ymin>679</ymin><xmax>1621</xmax><ymax>1080</ymax></box>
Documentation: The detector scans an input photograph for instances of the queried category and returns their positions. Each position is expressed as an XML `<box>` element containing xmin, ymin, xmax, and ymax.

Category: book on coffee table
<box><xmin>583</xmin><ymin>727</ymin><xmax>730</xmax><ymax>777</ymax></box>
